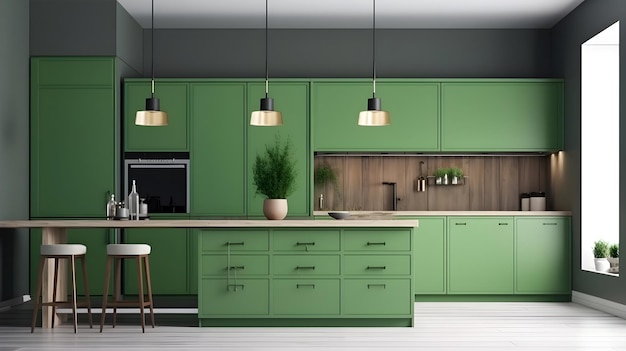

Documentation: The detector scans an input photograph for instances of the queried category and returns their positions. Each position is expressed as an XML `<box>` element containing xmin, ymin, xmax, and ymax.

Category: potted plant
<box><xmin>593</xmin><ymin>240</ymin><xmax>610</xmax><ymax>272</ymax></box>
<box><xmin>314</xmin><ymin>163</ymin><xmax>340</xmax><ymax>197</ymax></box>
<box><xmin>252</xmin><ymin>135</ymin><xmax>297</xmax><ymax>220</ymax></box>
<box><xmin>450</xmin><ymin>167</ymin><xmax>464</xmax><ymax>185</ymax></box>
<box><xmin>608</xmin><ymin>243</ymin><xmax>619</xmax><ymax>271</ymax></box>
<box><xmin>434</xmin><ymin>168</ymin><xmax>447</xmax><ymax>185</ymax></box>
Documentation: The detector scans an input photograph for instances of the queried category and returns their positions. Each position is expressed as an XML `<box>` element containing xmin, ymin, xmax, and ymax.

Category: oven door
<box><xmin>124</xmin><ymin>160</ymin><xmax>189</xmax><ymax>214</ymax></box>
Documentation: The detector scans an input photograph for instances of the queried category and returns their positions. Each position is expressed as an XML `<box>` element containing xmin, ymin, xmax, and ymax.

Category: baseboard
<box><xmin>0</xmin><ymin>295</ymin><xmax>31</xmax><ymax>312</ymax></box>
<box><xmin>572</xmin><ymin>291</ymin><xmax>626</xmax><ymax>319</ymax></box>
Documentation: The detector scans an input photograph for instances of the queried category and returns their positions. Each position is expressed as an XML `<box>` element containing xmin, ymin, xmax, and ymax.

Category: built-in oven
<box><xmin>124</xmin><ymin>152</ymin><xmax>190</xmax><ymax>214</ymax></box>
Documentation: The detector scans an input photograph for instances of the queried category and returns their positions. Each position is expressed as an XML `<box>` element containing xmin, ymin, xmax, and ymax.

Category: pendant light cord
<box><xmin>372</xmin><ymin>0</ymin><xmax>377</xmax><ymax>98</ymax></box>
<box><xmin>264</xmin><ymin>0</ymin><xmax>269</xmax><ymax>98</ymax></box>
<box><xmin>151</xmin><ymin>0</ymin><xmax>155</xmax><ymax>97</ymax></box>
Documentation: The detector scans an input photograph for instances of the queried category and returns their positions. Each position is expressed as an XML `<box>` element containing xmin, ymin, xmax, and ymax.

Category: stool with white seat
<box><xmin>31</xmin><ymin>244</ymin><xmax>93</xmax><ymax>333</ymax></box>
<box><xmin>100</xmin><ymin>243</ymin><xmax>154</xmax><ymax>333</ymax></box>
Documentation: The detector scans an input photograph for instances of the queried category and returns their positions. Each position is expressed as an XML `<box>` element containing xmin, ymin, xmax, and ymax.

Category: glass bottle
<box><xmin>128</xmin><ymin>180</ymin><xmax>140</xmax><ymax>220</ymax></box>
<box><xmin>106</xmin><ymin>194</ymin><xmax>117</xmax><ymax>220</ymax></box>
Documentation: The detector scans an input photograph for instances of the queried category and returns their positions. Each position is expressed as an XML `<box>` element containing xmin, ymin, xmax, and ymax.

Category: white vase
<box><xmin>594</xmin><ymin>258</ymin><xmax>610</xmax><ymax>272</ymax></box>
<box><xmin>263</xmin><ymin>199</ymin><xmax>288</xmax><ymax>220</ymax></box>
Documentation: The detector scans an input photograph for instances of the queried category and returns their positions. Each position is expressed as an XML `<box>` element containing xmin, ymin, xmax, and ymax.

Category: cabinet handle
<box><xmin>228</xmin><ymin>266</ymin><xmax>245</xmax><ymax>270</ymax></box>
<box><xmin>367</xmin><ymin>266</ymin><xmax>386</xmax><ymax>270</ymax></box>
<box><xmin>226</xmin><ymin>241</ymin><xmax>244</xmax><ymax>246</ymax></box>
<box><xmin>296</xmin><ymin>284</ymin><xmax>315</xmax><ymax>289</ymax></box>
<box><xmin>227</xmin><ymin>284</ymin><xmax>244</xmax><ymax>292</ymax></box>
<box><xmin>296</xmin><ymin>266</ymin><xmax>316</xmax><ymax>270</ymax></box>
<box><xmin>543</xmin><ymin>222</ymin><xmax>558</xmax><ymax>226</ymax></box>
<box><xmin>367</xmin><ymin>284</ymin><xmax>386</xmax><ymax>289</ymax></box>
<box><xmin>296</xmin><ymin>242</ymin><xmax>315</xmax><ymax>246</ymax></box>
<box><xmin>455</xmin><ymin>222</ymin><xmax>467</xmax><ymax>226</ymax></box>
<box><xmin>367</xmin><ymin>242</ymin><xmax>386</xmax><ymax>246</ymax></box>
<box><xmin>498</xmin><ymin>223</ymin><xmax>509</xmax><ymax>226</ymax></box>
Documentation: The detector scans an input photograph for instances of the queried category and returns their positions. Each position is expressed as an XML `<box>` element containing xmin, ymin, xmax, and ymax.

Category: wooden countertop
<box><xmin>0</xmin><ymin>219</ymin><xmax>418</xmax><ymax>228</ymax></box>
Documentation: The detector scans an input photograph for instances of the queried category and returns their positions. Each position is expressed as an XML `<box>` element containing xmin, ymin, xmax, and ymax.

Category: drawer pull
<box><xmin>367</xmin><ymin>242</ymin><xmax>386</xmax><ymax>246</ymax></box>
<box><xmin>227</xmin><ymin>284</ymin><xmax>244</xmax><ymax>292</ymax></box>
<box><xmin>296</xmin><ymin>266</ymin><xmax>316</xmax><ymax>270</ymax></box>
<box><xmin>296</xmin><ymin>284</ymin><xmax>315</xmax><ymax>289</ymax></box>
<box><xmin>367</xmin><ymin>284</ymin><xmax>386</xmax><ymax>289</ymax></box>
<box><xmin>498</xmin><ymin>223</ymin><xmax>509</xmax><ymax>226</ymax></box>
<box><xmin>367</xmin><ymin>266</ymin><xmax>386</xmax><ymax>270</ymax></box>
<box><xmin>226</xmin><ymin>241</ymin><xmax>244</xmax><ymax>246</ymax></box>
<box><xmin>543</xmin><ymin>222</ymin><xmax>558</xmax><ymax>226</ymax></box>
<box><xmin>228</xmin><ymin>266</ymin><xmax>245</xmax><ymax>270</ymax></box>
<box><xmin>296</xmin><ymin>242</ymin><xmax>315</xmax><ymax>246</ymax></box>
<box><xmin>455</xmin><ymin>222</ymin><xmax>467</xmax><ymax>226</ymax></box>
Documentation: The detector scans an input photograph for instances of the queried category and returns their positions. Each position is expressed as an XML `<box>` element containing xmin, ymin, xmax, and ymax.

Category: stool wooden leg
<box><xmin>80</xmin><ymin>255</ymin><xmax>93</xmax><ymax>328</ymax></box>
<box><xmin>51</xmin><ymin>258</ymin><xmax>60</xmax><ymax>329</ymax></box>
<box><xmin>100</xmin><ymin>255</ymin><xmax>112</xmax><ymax>333</ymax></box>
<box><xmin>30</xmin><ymin>257</ymin><xmax>46</xmax><ymax>333</ymax></box>
<box><xmin>70</xmin><ymin>255</ymin><xmax>78</xmax><ymax>333</ymax></box>
<box><xmin>113</xmin><ymin>256</ymin><xmax>121</xmax><ymax>328</ymax></box>
<box><xmin>143</xmin><ymin>255</ymin><xmax>155</xmax><ymax>328</ymax></box>
<box><xmin>136</xmin><ymin>256</ymin><xmax>145</xmax><ymax>333</ymax></box>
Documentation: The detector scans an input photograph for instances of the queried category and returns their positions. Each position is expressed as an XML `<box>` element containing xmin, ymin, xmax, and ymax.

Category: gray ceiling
<box><xmin>117</xmin><ymin>0</ymin><xmax>586</xmax><ymax>29</ymax></box>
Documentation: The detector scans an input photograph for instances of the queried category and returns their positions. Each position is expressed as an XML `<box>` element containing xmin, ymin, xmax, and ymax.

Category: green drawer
<box><xmin>200</xmin><ymin>254</ymin><xmax>269</xmax><ymax>276</ymax></box>
<box><xmin>273</xmin><ymin>255</ymin><xmax>340</xmax><ymax>275</ymax></box>
<box><xmin>272</xmin><ymin>230</ymin><xmax>340</xmax><ymax>251</ymax></box>
<box><xmin>343</xmin><ymin>230</ymin><xmax>411</xmax><ymax>251</ymax></box>
<box><xmin>272</xmin><ymin>279</ymin><xmax>340</xmax><ymax>315</ymax></box>
<box><xmin>342</xmin><ymin>279</ymin><xmax>412</xmax><ymax>315</ymax></box>
<box><xmin>200</xmin><ymin>230</ymin><xmax>269</xmax><ymax>251</ymax></box>
<box><xmin>344</xmin><ymin>255</ymin><xmax>411</xmax><ymax>275</ymax></box>
<box><xmin>199</xmin><ymin>278</ymin><xmax>269</xmax><ymax>316</ymax></box>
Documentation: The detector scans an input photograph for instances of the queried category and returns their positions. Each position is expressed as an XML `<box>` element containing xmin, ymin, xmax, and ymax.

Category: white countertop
<box><xmin>314</xmin><ymin>211</ymin><xmax>572</xmax><ymax>217</ymax></box>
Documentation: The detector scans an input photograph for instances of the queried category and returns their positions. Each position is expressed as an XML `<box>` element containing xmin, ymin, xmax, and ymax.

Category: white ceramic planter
<box><xmin>263</xmin><ymin>199</ymin><xmax>288</xmax><ymax>220</ymax></box>
<box><xmin>594</xmin><ymin>258</ymin><xmax>610</xmax><ymax>272</ymax></box>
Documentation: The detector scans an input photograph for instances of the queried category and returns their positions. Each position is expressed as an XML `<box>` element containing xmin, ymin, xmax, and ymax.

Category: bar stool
<box><xmin>31</xmin><ymin>244</ymin><xmax>93</xmax><ymax>333</ymax></box>
<box><xmin>100</xmin><ymin>244</ymin><xmax>154</xmax><ymax>333</ymax></box>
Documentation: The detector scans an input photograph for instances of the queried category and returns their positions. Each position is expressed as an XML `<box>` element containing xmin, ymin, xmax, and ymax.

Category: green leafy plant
<box><xmin>593</xmin><ymin>240</ymin><xmax>610</xmax><ymax>258</ymax></box>
<box><xmin>450</xmin><ymin>167</ymin><xmax>464</xmax><ymax>178</ymax></box>
<box><xmin>315</xmin><ymin>163</ymin><xmax>340</xmax><ymax>196</ymax></box>
<box><xmin>434</xmin><ymin>168</ymin><xmax>447</xmax><ymax>179</ymax></box>
<box><xmin>609</xmin><ymin>243</ymin><xmax>619</xmax><ymax>258</ymax></box>
<box><xmin>252</xmin><ymin>135</ymin><xmax>297</xmax><ymax>199</ymax></box>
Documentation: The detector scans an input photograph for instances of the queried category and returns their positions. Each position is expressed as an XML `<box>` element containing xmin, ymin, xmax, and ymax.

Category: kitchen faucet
<box><xmin>382</xmin><ymin>182</ymin><xmax>400</xmax><ymax>211</ymax></box>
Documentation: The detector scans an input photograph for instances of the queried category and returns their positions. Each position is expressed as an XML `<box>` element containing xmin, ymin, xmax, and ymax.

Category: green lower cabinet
<box><xmin>273</xmin><ymin>255</ymin><xmax>340</xmax><ymax>275</ymax></box>
<box><xmin>199</xmin><ymin>278</ymin><xmax>269</xmax><ymax>316</ymax></box>
<box><xmin>201</xmin><ymin>255</ymin><xmax>269</xmax><ymax>276</ymax></box>
<box><xmin>123</xmin><ymin>228</ymin><xmax>190</xmax><ymax>295</ymax></box>
<box><xmin>272</xmin><ymin>279</ymin><xmax>340</xmax><ymax>315</ymax></box>
<box><xmin>447</xmin><ymin>217</ymin><xmax>514</xmax><ymax>294</ymax></box>
<box><xmin>515</xmin><ymin>217</ymin><xmax>571</xmax><ymax>294</ymax></box>
<box><xmin>412</xmin><ymin>217</ymin><xmax>446</xmax><ymax>294</ymax></box>
<box><xmin>342</xmin><ymin>279</ymin><xmax>412</xmax><ymax>315</ymax></box>
<box><xmin>344</xmin><ymin>255</ymin><xmax>411</xmax><ymax>275</ymax></box>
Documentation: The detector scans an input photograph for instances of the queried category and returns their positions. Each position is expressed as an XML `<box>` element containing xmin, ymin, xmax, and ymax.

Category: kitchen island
<box><xmin>0</xmin><ymin>219</ymin><xmax>418</xmax><ymax>328</ymax></box>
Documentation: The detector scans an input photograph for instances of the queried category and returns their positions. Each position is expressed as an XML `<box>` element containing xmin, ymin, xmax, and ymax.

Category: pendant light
<box><xmin>135</xmin><ymin>0</ymin><xmax>168</xmax><ymax>126</ymax></box>
<box><xmin>358</xmin><ymin>0</ymin><xmax>390</xmax><ymax>126</ymax></box>
<box><xmin>250</xmin><ymin>0</ymin><xmax>283</xmax><ymax>126</ymax></box>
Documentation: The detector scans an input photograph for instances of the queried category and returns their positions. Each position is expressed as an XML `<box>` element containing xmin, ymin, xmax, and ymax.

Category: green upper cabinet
<box><xmin>124</xmin><ymin>80</ymin><xmax>189</xmax><ymax>151</ymax></box>
<box><xmin>190</xmin><ymin>83</ymin><xmax>246</xmax><ymax>216</ymax></box>
<box><xmin>515</xmin><ymin>217</ymin><xmax>571</xmax><ymax>294</ymax></box>
<box><xmin>312</xmin><ymin>81</ymin><xmax>440</xmax><ymax>152</ymax></box>
<box><xmin>246</xmin><ymin>81</ymin><xmax>310</xmax><ymax>217</ymax></box>
<box><xmin>441</xmin><ymin>80</ymin><xmax>563</xmax><ymax>152</ymax></box>
<box><xmin>447</xmin><ymin>217</ymin><xmax>514</xmax><ymax>294</ymax></box>
<box><xmin>30</xmin><ymin>57</ymin><xmax>116</xmax><ymax>217</ymax></box>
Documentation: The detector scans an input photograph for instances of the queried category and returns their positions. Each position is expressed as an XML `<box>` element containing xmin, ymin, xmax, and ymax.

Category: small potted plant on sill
<box><xmin>315</xmin><ymin>163</ymin><xmax>340</xmax><ymax>195</ymax></box>
<box><xmin>608</xmin><ymin>243</ymin><xmax>619</xmax><ymax>272</ymax></box>
<box><xmin>434</xmin><ymin>168</ymin><xmax>447</xmax><ymax>185</ymax></box>
<box><xmin>450</xmin><ymin>167</ymin><xmax>464</xmax><ymax>185</ymax></box>
<box><xmin>593</xmin><ymin>240</ymin><xmax>610</xmax><ymax>272</ymax></box>
<box><xmin>252</xmin><ymin>135</ymin><xmax>297</xmax><ymax>220</ymax></box>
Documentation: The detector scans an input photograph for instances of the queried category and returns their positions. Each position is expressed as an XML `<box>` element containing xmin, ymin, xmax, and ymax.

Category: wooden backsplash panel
<box><xmin>314</xmin><ymin>155</ymin><xmax>550</xmax><ymax>211</ymax></box>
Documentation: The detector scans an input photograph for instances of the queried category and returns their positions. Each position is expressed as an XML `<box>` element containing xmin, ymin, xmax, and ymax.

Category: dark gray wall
<box><xmin>552</xmin><ymin>0</ymin><xmax>626</xmax><ymax>304</ymax></box>
<box><xmin>0</xmin><ymin>0</ymin><xmax>30</xmax><ymax>302</ymax></box>
<box><xmin>146</xmin><ymin>28</ymin><xmax>552</xmax><ymax>78</ymax></box>
<box><xmin>116</xmin><ymin>3</ymin><xmax>143</xmax><ymax>74</ymax></box>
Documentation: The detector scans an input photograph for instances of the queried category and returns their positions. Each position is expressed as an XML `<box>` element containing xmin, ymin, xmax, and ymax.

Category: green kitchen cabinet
<box><xmin>515</xmin><ymin>217</ymin><xmax>571</xmax><ymax>294</ymax></box>
<box><xmin>312</xmin><ymin>81</ymin><xmax>440</xmax><ymax>152</ymax></box>
<box><xmin>124</xmin><ymin>80</ymin><xmax>189</xmax><ymax>152</ymax></box>
<box><xmin>246</xmin><ymin>81</ymin><xmax>310</xmax><ymax>217</ymax></box>
<box><xmin>410</xmin><ymin>217</ymin><xmax>446</xmax><ymax>295</ymax></box>
<box><xmin>30</xmin><ymin>228</ymin><xmax>113</xmax><ymax>296</ymax></box>
<box><xmin>123</xmin><ymin>227</ymin><xmax>190</xmax><ymax>295</ymax></box>
<box><xmin>441</xmin><ymin>81</ymin><xmax>563</xmax><ymax>151</ymax></box>
<box><xmin>30</xmin><ymin>57</ymin><xmax>116</xmax><ymax>218</ymax></box>
<box><xmin>190</xmin><ymin>83</ymin><xmax>246</xmax><ymax>216</ymax></box>
<box><xmin>447</xmin><ymin>217</ymin><xmax>514</xmax><ymax>294</ymax></box>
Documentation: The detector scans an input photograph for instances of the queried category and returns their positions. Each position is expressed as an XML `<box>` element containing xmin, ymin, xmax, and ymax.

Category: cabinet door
<box><xmin>272</xmin><ymin>279</ymin><xmax>340</xmax><ymax>315</ymax></box>
<box><xmin>31</xmin><ymin>58</ymin><xmax>116</xmax><ymax>218</ymax></box>
<box><xmin>412</xmin><ymin>217</ymin><xmax>446</xmax><ymax>294</ymax></box>
<box><xmin>247</xmin><ymin>81</ymin><xmax>309</xmax><ymax>217</ymax></box>
<box><xmin>190</xmin><ymin>83</ymin><xmax>246</xmax><ymax>216</ymax></box>
<box><xmin>516</xmin><ymin>217</ymin><xmax>571</xmax><ymax>294</ymax></box>
<box><xmin>441</xmin><ymin>81</ymin><xmax>563</xmax><ymax>151</ymax></box>
<box><xmin>124</xmin><ymin>81</ymin><xmax>189</xmax><ymax>151</ymax></box>
<box><xmin>199</xmin><ymin>278</ymin><xmax>269</xmax><ymax>316</ymax></box>
<box><xmin>124</xmin><ymin>227</ymin><xmax>189</xmax><ymax>295</ymax></box>
<box><xmin>447</xmin><ymin>217</ymin><xmax>514</xmax><ymax>294</ymax></box>
<box><xmin>312</xmin><ymin>81</ymin><xmax>440</xmax><ymax>151</ymax></box>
